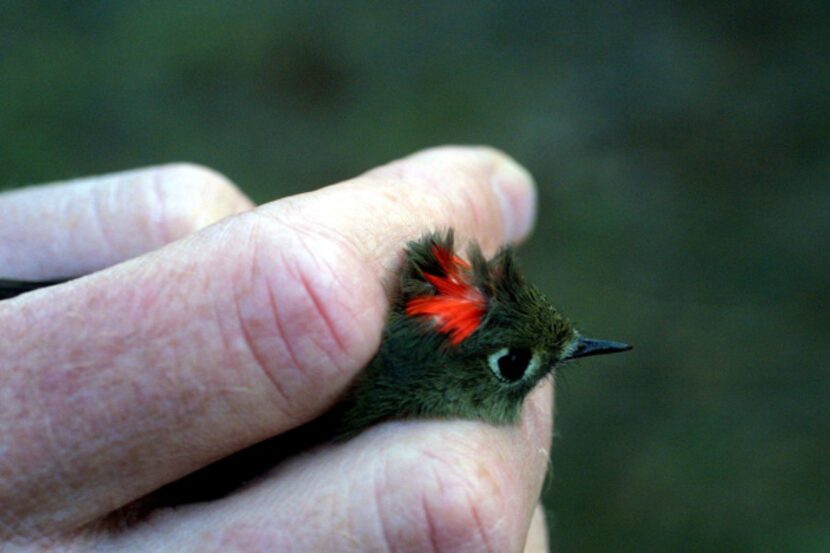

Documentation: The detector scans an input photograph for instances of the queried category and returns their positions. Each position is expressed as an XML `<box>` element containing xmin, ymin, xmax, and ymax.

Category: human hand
<box><xmin>0</xmin><ymin>147</ymin><xmax>551</xmax><ymax>552</ymax></box>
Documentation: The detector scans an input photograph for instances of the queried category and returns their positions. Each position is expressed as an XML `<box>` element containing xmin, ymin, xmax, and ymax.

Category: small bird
<box><xmin>0</xmin><ymin>230</ymin><xmax>630</xmax><ymax>504</ymax></box>
<box><xmin>327</xmin><ymin>230</ymin><xmax>630</xmax><ymax>440</ymax></box>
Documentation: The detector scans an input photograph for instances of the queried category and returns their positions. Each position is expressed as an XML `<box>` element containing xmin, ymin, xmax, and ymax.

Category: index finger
<box><xmin>0</xmin><ymin>146</ymin><xmax>538</xmax><ymax>539</ymax></box>
<box><xmin>0</xmin><ymin>163</ymin><xmax>253</xmax><ymax>280</ymax></box>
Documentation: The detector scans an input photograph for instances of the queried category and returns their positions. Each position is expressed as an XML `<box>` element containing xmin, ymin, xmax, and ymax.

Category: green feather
<box><xmin>330</xmin><ymin>229</ymin><xmax>577</xmax><ymax>440</ymax></box>
<box><xmin>2</xmin><ymin>230</ymin><xmax>629</xmax><ymax>508</ymax></box>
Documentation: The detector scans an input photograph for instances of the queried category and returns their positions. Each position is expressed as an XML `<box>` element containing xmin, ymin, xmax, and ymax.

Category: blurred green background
<box><xmin>2</xmin><ymin>2</ymin><xmax>827</xmax><ymax>551</ymax></box>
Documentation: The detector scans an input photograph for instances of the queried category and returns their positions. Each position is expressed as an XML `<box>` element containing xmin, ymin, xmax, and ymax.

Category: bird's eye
<box><xmin>487</xmin><ymin>347</ymin><xmax>537</xmax><ymax>383</ymax></box>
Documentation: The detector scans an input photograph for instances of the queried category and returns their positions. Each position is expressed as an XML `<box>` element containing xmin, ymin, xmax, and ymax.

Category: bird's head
<box><xmin>336</xmin><ymin>231</ymin><xmax>630</xmax><ymax>438</ymax></box>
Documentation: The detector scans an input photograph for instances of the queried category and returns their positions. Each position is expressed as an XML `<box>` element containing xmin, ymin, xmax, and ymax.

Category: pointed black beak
<box><xmin>563</xmin><ymin>337</ymin><xmax>632</xmax><ymax>361</ymax></box>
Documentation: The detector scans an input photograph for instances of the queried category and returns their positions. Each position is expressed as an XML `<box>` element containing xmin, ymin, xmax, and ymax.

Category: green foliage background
<box><xmin>2</xmin><ymin>2</ymin><xmax>828</xmax><ymax>551</ymax></box>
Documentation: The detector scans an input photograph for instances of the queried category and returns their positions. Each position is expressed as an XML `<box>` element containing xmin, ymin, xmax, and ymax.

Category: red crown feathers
<box><xmin>405</xmin><ymin>244</ymin><xmax>486</xmax><ymax>345</ymax></box>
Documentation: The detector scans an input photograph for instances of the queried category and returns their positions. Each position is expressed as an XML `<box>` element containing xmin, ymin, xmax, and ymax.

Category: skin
<box><xmin>0</xmin><ymin>146</ymin><xmax>552</xmax><ymax>552</ymax></box>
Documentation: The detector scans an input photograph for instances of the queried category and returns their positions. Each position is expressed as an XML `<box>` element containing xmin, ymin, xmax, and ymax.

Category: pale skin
<box><xmin>0</xmin><ymin>146</ymin><xmax>552</xmax><ymax>552</ymax></box>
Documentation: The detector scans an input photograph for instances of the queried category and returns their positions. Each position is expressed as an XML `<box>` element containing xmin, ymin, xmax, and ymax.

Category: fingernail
<box><xmin>490</xmin><ymin>158</ymin><xmax>537</xmax><ymax>242</ymax></box>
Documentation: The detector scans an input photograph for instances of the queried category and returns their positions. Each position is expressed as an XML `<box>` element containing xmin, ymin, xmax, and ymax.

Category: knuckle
<box><xmin>227</xmin><ymin>213</ymin><xmax>382</xmax><ymax>416</ymax></box>
<box><xmin>160</xmin><ymin>162</ymin><xmax>238</xmax><ymax>197</ymax></box>
<box><xmin>414</xmin><ymin>145</ymin><xmax>517</xmax><ymax>186</ymax></box>
<box><xmin>363</xmin><ymin>147</ymin><xmax>504</xmax><ymax>229</ymax></box>
<box><xmin>421</xmin><ymin>460</ymin><xmax>508</xmax><ymax>552</ymax></box>
<box><xmin>414</xmin><ymin>144</ymin><xmax>512</xmax><ymax>166</ymax></box>
<box><xmin>378</xmin><ymin>445</ymin><xmax>515</xmax><ymax>553</ymax></box>
<box><xmin>147</xmin><ymin>163</ymin><xmax>249</xmax><ymax>241</ymax></box>
<box><xmin>368</xmin><ymin>144</ymin><xmax>503</xmax><ymax>184</ymax></box>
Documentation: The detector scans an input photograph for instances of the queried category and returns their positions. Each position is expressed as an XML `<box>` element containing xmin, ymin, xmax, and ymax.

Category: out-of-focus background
<box><xmin>2</xmin><ymin>2</ymin><xmax>827</xmax><ymax>551</ymax></box>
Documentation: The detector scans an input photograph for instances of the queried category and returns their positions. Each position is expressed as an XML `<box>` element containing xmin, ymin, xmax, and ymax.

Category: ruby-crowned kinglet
<box><xmin>0</xmin><ymin>229</ymin><xmax>630</xmax><ymax>504</ymax></box>
<box><xmin>325</xmin><ymin>230</ymin><xmax>630</xmax><ymax>440</ymax></box>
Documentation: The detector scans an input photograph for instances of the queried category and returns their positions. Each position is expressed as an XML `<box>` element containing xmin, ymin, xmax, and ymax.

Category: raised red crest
<box><xmin>405</xmin><ymin>245</ymin><xmax>485</xmax><ymax>344</ymax></box>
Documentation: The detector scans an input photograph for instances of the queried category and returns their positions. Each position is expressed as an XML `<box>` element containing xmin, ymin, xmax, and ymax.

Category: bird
<box><xmin>0</xmin><ymin>229</ymin><xmax>630</xmax><ymax>505</ymax></box>
<box><xmin>327</xmin><ymin>229</ymin><xmax>630</xmax><ymax>440</ymax></box>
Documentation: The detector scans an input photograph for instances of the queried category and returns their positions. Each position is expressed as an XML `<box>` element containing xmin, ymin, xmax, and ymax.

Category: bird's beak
<box><xmin>563</xmin><ymin>337</ymin><xmax>632</xmax><ymax>361</ymax></box>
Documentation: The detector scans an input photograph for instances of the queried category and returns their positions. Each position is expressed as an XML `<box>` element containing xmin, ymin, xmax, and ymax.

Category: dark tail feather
<box><xmin>0</xmin><ymin>278</ymin><xmax>71</xmax><ymax>300</ymax></box>
<box><xmin>121</xmin><ymin>407</ymin><xmax>345</xmax><ymax>518</ymax></box>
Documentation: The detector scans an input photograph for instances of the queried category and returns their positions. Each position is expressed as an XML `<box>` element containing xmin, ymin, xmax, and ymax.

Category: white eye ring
<box><xmin>487</xmin><ymin>347</ymin><xmax>540</xmax><ymax>383</ymax></box>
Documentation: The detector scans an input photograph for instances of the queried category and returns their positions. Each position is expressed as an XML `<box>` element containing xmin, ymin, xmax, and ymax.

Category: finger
<box><xmin>0</xmin><ymin>163</ymin><xmax>253</xmax><ymax>280</ymax></box>
<box><xmin>309</xmin><ymin>144</ymin><xmax>538</xmax><ymax>261</ymax></box>
<box><xmin>524</xmin><ymin>504</ymin><xmax>550</xmax><ymax>553</ymax></box>
<box><xmin>99</xmin><ymin>383</ymin><xmax>554</xmax><ymax>553</ymax></box>
<box><xmin>0</xmin><ymin>146</ymin><xmax>537</xmax><ymax>538</ymax></box>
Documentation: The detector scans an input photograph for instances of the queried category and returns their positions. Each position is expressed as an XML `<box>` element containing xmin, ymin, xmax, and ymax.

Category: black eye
<box><xmin>488</xmin><ymin>347</ymin><xmax>535</xmax><ymax>383</ymax></box>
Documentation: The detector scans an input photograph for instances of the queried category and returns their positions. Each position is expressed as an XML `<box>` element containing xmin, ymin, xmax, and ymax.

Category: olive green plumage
<box><xmin>331</xmin><ymin>230</ymin><xmax>579</xmax><ymax>440</ymax></box>
<box><xmin>0</xmin><ymin>230</ymin><xmax>628</xmax><ymax>505</ymax></box>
